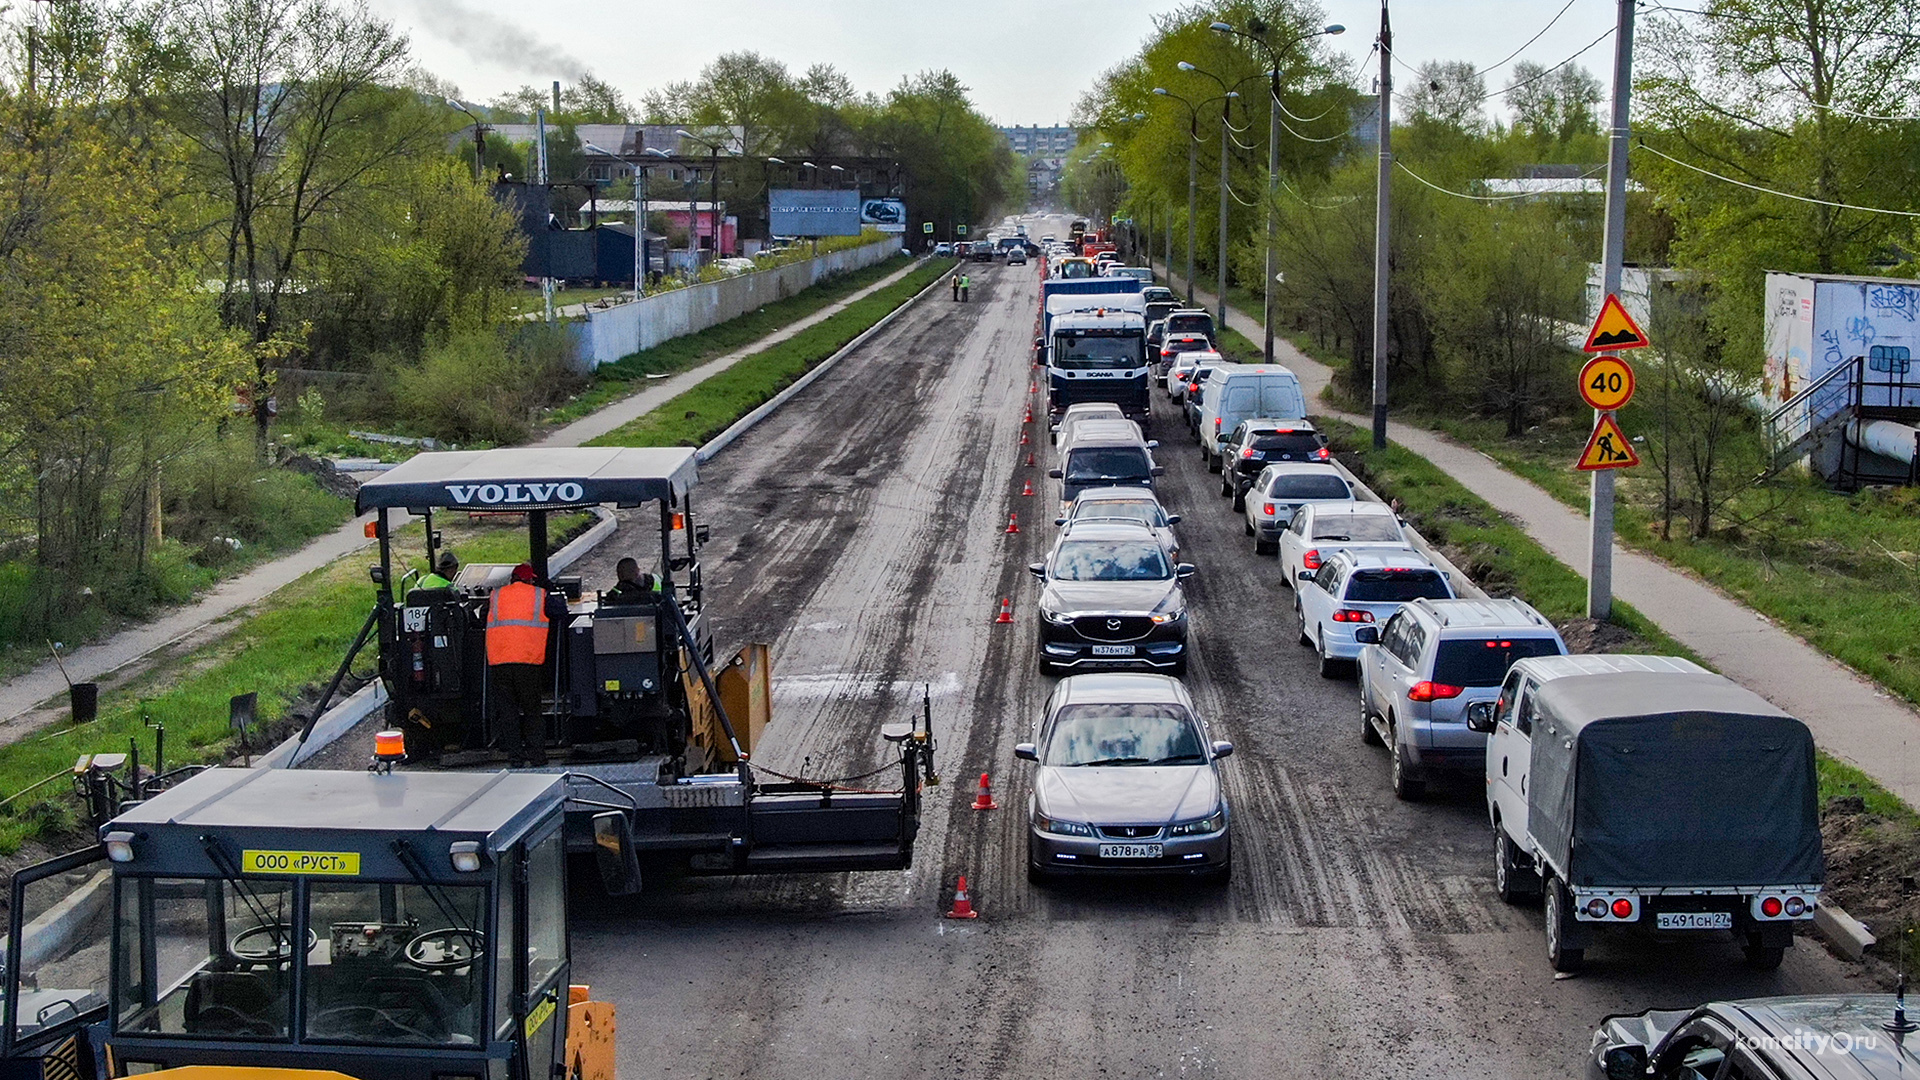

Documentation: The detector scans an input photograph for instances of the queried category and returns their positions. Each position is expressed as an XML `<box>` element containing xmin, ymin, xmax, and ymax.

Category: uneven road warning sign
<box><xmin>1579</xmin><ymin>355</ymin><xmax>1636</xmax><ymax>411</ymax></box>
<box><xmin>1576</xmin><ymin>413</ymin><xmax>1640</xmax><ymax>471</ymax></box>
<box><xmin>1583</xmin><ymin>294</ymin><xmax>1650</xmax><ymax>353</ymax></box>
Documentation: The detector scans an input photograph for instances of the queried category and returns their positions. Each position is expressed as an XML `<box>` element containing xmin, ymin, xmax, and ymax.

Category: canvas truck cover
<box><xmin>1526</xmin><ymin>671</ymin><xmax>1823</xmax><ymax>889</ymax></box>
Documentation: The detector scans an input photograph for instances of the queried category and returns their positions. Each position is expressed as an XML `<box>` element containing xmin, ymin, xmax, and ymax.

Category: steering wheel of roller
<box><xmin>230</xmin><ymin>922</ymin><xmax>316</xmax><ymax>962</ymax></box>
<box><xmin>404</xmin><ymin>927</ymin><xmax>485</xmax><ymax>971</ymax></box>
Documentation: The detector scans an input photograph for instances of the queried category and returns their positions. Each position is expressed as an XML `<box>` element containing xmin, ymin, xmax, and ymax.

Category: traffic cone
<box><xmin>1020</xmin><ymin>430</ymin><xmax>1031</xmax><ymax>446</ymax></box>
<box><xmin>945</xmin><ymin>875</ymin><xmax>979</xmax><ymax>919</ymax></box>
<box><xmin>1024</xmin><ymin>404</ymin><xmax>1034</xmax><ymax>423</ymax></box>
<box><xmin>1025</xmin><ymin>451</ymin><xmax>1036</xmax><ymax>468</ymax></box>
<box><xmin>1006</xmin><ymin>512</ymin><xmax>1020</xmax><ymax>534</ymax></box>
<box><xmin>1020</xmin><ymin>479</ymin><xmax>1034</xmax><ymax>497</ymax></box>
<box><xmin>994</xmin><ymin>597</ymin><xmax>1014</xmax><ymax>624</ymax></box>
<box><xmin>971</xmin><ymin>772</ymin><xmax>999</xmax><ymax>810</ymax></box>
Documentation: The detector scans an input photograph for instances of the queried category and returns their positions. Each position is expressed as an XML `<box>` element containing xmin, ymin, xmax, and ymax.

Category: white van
<box><xmin>1197</xmin><ymin>365</ymin><xmax>1308</xmax><ymax>470</ymax></box>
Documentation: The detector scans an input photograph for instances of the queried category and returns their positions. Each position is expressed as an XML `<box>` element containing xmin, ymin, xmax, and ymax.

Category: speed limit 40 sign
<box><xmin>1579</xmin><ymin>355</ymin><xmax>1635</xmax><ymax>411</ymax></box>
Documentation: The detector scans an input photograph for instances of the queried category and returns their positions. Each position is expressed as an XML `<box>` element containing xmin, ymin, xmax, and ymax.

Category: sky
<box><xmin>364</xmin><ymin>0</ymin><xmax>1621</xmax><ymax>126</ymax></box>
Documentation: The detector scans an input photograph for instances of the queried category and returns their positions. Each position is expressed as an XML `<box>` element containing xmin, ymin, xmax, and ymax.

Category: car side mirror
<box><xmin>1165</xmin><ymin>514</ymin><xmax>1181</xmax><ymax>525</ymax></box>
<box><xmin>1014</xmin><ymin>742</ymin><xmax>1038</xmax><ymax>762</ymax></box>
<box><xmin>1210</xmin><ymin>740</ymin><xmax>1234</xmax><ymax>760</ymax></box>
<box><xmin>1297</xmin><ymin>570</ymin><xmax>1314</xmax><ymax>582</ymax></box>
<box><xmin>1048</xmin><ymin>468</ymin><xmax>1063</xmax><ymax>478</ymax></box>
<box><xmin>1176</xmin><ymin>563</ymin><xmax>1195</xmax><ymax>578</ymax></box>
<box><xmin>1028</xmin><ymin>562</ymin><xmax>1046</xmax><ymax>579</ymax></box>
<box><xmin>1464</xmin><ymin>701</ymin><xmax>1496</xmax><ymax>734</ymax></box>
<box><xmin>1146</xmin><ymin>440</ymin><xmax>1160</xmax><ymax>449</ymax></box>
<box><xmin>1353</xmin><ymin>625</ymin><xmax>1380</xmax><ymax>645</ymax></box>
<box><xmin>1053</xmin><ymin>517</ymin><xmax>1067</xmax><ymax>526</ymax></box>
<box><xmin>1150</xmin><ymin>466</ymin><xmax>1165</xmax><ymax>476</ymax></box>
<box><xmin>1601</xmin><ymin>1045</ymin><xmax>1649</xmax><ymax>1080</ymax></box>
<box><xmin>1034</xmin><ymin>337</ymin><xmax>1044</xmax><ymax>351</ymax></box>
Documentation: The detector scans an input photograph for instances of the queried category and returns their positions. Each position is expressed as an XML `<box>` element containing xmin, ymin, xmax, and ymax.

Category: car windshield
<box><xmin>1043</xmin><ymin>703</ymin><xmax>1204</xmax><ymax>766</ymax></box>
<box><xmin>1342</xmin><ymin>569</ymin><xmax>1451</xmax><ymax>603</ymax></box>
<box><xmin>1074</xmin><ymin>501</ymin><xmax>1166</xmax><ymax>528</ymax></box>
<box><xmin>1051</xmin><ymin>541</ymin><xmax>1171</xmax><ymax>581</ymax></box>
<box><xmin>1266</xmin><ymin>473</ymin><xmax>1350</xmax><ymax>499</ymax></box>
<box><xmin>1058</xmin><ymin>335</ymin><xmax>1141</xmax><ymax>369</ymax></box>
<box><xmin>1144</xmin><ymin>288</ymin><xmax>1175</xmax><ymax>303</ymax></box>
<box><xmin>1312</xmin><ymin>515</ymin><xmax>1403</xmax><ymax>542</ymax></box>
<box><xmin>1433</xmin><ymin>637</ymin><xmax>1563</xmax><ymax>686</ymax></box>
<box><xmin>1250</xmin><ymin>433</ymin><xmax>1322</xmax><ymax>453</ymax></box>
<box><xmin>1065</xmin><ymin>447</ymin><xmax>1151</xmax><ymax>482</ymax></box>
<box><xmin>1059</xmin><ymin>261</ymin><xmax>1095</xmax><ymax>278</ymax></box>
<box><xmin>1167</xmin><ymin>316</ymin><xmax>1213</xmax><ymax>336</ymax></box>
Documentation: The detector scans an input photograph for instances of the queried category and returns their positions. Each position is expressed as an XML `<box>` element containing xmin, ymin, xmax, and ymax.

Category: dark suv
<box><xmin>1219</xmin><ymin>419</ymin><xmax>1330</xmax><ymax>508</ymax></box>
<box><xmin>1031</xmin><ymin>522</ymin><xmax>1195</xmax><ymax>677</ymax></box>
<box><xmin>1163</xmin><ymin>310</ymin><xmax>1216</xmax><ymax>343</ymax></box>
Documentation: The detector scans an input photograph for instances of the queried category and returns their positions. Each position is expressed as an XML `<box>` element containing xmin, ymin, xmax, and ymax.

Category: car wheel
<box><xmin>1493</xmin><ymin>827</ymin><xmax>1540</xmax><ymax>904</ymax></box>
<box><xmin>1026</xmin><ymin>840</ymin><xmax>1052</xmax><ymax>886</ymax></box>
<box><xmin>1244</xmin><ymin>518</ymin><xmax>1255</xmax><ymax>537</ymax></box>
<box><xmin>1742</xmin><ymin>938</ymin><xmax>1785</xmax><ymax>972</ymax></box>
<box><xmin>1360</xmin><ymin>708</ymin><xmax>1383</xmax><ymax>746</ymax></box>
<box><xmin>1219</xmin><ymin>473</ymin><xmax>1232</xmax><ymax>498</ymax></box>
<box><xmin>1206</xmin><ymin>451</ymin><xmax>1222</xmax><ymax>474</ymax></box>
<box><xmin>1200</xmin><ymin>850</ymin><xmax>1231</xmax><ymax>888</ymax></box>
<box><xmin>1545</xmin><ymin>878</ymin><xmax>1585</xmax><ymax>973</ymax></box>
<box><xmin>1295</xmin><ymin>603</ymin><xmax>1313</xmax><ymax>647</ymax></box>
<box><xmin>1397</xmin><ymin>730</ymin><xmax>1428</xmax><ymax>799</ymax></box>
<box><xmin>1254</xmin><ymin>535</ymin><xmax>1277</xmax><ymax>556</ymax></box>
<box><xmin>1231</xmin><ymin>490</ymin><xmax>1246</xmax><ymax>512</ymax></box>
<box><xmin>1317</xmin><ymin>634</ymin><xmax>1344</xmax><ymax>679</ymax></box>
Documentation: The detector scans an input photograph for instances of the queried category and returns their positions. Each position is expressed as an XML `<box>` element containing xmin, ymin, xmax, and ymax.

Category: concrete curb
<box><xmin>7</xmin><ymin>868</ymin><xmax>111</xmax><ymax>971</ymax></box>
<box><xmin>1328</xmin><ymin>459</ymin><xmax>1488</xmax><ymax>600</ymax></box>
<box><xmin>1815</xmin><ymin>903</ymin><xmax>1877</xmax><ymax>961</ymax></box>
<box><xmin>259</xmin><ymin>505</ymin><xmax>616</xmax><ymax>769</ymax></box>
<box><xmin>698</xmin><ymin>259</ymin><xmax>947</xmax><ymax>463</ymax></box>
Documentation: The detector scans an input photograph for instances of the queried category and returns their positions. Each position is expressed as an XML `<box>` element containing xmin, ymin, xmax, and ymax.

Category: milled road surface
<box><xmin>565</xmin><ymin>214</ymin><xmax>1867</xmax><ymax>1078</ymax></box>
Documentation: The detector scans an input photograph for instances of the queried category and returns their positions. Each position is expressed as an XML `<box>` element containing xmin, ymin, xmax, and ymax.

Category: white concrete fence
<box><xmin>578</xmin><ymin>238</ymin><xmax>904</xmax><ymax>369</ymax></box>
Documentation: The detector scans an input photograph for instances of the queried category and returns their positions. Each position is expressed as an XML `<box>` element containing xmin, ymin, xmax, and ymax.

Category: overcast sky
<box><xmin>367</xmin><ymin>0</ymin><xmax>1620</xmax><ymax>126</ymax></box>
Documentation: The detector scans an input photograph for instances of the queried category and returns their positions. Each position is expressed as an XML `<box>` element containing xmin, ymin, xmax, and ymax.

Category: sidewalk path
<box><xmin>1157</xmin><ymin>262</ymin><xmax>1920</xmax><ymax>806</ymax></box>
<box><xmin>0</xmin><ymin>259</ymin><xmax>924</xmax><ymax>730</ymax></box>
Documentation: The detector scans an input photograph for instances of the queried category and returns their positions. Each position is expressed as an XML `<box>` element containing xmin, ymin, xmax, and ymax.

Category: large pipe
<box><xmin>1846</xmin><ymin>418</ymin><xmax>1920</xmax><ymax>465</ymax></box>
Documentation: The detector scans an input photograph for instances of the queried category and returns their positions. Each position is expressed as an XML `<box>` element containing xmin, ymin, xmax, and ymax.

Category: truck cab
<box><xmin>7</xmin><ymin>766</ymin><xmax>607</xmax><ymax>1080</ymax></box>
<box><xmin>1044</xmin><ymin>310</ymin><xmax>1149</xmax><ymax>425</ymax></box>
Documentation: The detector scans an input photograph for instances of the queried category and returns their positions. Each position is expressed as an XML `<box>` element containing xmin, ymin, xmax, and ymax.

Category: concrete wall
<box><xmin>580</xmin><ymin>238</ymin><xmax>903</xmax><ymax>369</ymax></box>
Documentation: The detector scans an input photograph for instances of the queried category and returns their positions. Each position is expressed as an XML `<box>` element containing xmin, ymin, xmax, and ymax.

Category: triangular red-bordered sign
<box><xmin>1575</xmin><ymin>413</ymin><xmax>1640</xmax><ymax>471</ymax></box>
<box><xmin>1583</xmin><ymin>293</ymin><xmax>1650</xmax><ymax>353</ymax></box>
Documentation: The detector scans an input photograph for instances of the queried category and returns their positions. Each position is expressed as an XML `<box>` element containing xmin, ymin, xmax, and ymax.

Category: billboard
<box><xmin>769</xmin><ymin>188</ymin><xmax>861</xmax><ymax>237</ymax></box>
<box><xmin>860</xmin><ymin>198</ymin><xmax>908</xmax><ymax>233</ymax></box>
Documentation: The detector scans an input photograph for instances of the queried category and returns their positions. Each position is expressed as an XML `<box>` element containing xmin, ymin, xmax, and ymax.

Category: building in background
<box><xmin>999</xmin><ymin>124</ymin><xmax>1078</xmax><ymax>157</ymax></box>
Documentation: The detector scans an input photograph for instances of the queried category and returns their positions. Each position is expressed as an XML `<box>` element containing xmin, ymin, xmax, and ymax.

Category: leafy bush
<box><xmin>387</xmin><ymin>327</ymin><xmax>583</xmax><ymax>444</ymax></box>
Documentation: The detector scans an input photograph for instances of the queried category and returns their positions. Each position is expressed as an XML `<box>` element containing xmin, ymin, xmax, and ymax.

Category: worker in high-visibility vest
<box><xmin>487</xmin><ymin>562</ymin><xmax>563</xmax><ymax>766</ymax></box>
<box><xmin>418</xmin><ymin>550</ymin><xmax>459</xmax><ymax>591</ymax></box>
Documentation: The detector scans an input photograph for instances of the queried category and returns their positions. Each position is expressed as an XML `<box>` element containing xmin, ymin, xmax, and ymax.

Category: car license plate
<box><xmin>1090</xmin><ymin>645</ymin><xmax>1135</xmax><ymax>656</ymax></box>
<box><xmin>1098</xmin><ymin>843</ymin><xmax>1163</xmax><ymax>859</ymax></box>
<box><xmin>1656</xmin><ymin>911</ymin><xmax>1733</xmax><ymax>930</ymax></box>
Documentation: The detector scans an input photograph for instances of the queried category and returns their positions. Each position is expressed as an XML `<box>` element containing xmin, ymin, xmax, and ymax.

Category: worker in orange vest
<box><xmin>487</xmin><ymin>562</ymin><xmax>563</xmax><ymax>766</ymax></box>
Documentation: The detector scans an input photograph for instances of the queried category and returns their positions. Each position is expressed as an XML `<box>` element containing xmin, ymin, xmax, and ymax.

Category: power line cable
<box><xmin>1646</xmin><ymin>3</ymin><xmax>1920</xmax><ymax>45</ymax></box>
<box><xmin>1394</xmin><ymin>160</ymin><xmax>1606</xmax><ymax>202</ymax></box>
<box><xmin>1470</xmin><ymin>25</ymin><xmax>1616</xmax><ymax>102</ymax></box>
<box><xmin>1635</xmin><ymin>141</ymin><xmax>1920</xmax><ymax>217</ymax></box>
<box><xmin>1469</xmin><ymin>0</ymin><xmax>1581</xmax><ymax>78</ymax></box>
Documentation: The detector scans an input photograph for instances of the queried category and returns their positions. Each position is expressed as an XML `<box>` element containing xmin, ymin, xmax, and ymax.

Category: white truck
<box><xmin>1465</xmin><ymin>654</ymin><xmax>1823</xmax><ymax>974</ymax></box>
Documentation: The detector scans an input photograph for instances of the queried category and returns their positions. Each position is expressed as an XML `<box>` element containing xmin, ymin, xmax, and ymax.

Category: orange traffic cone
<box><xmin>1025</xmin><ymin>451</ymin><xmax>1037</xmax><ymax>468</ymax></box>
<box><xmin>1024</xmin><ymin>404</ymin><xmax>1034</xmax><ymax>423</ymax></box>
<box><xmin>1020</xmin><ymin>430</ymin><xmax>1031</xmax><ymax>446</ymax></box>
<box><xmin>945</xmin><ymin>874</ymin><xmax>980</xmax><ymax>919</ymax></box>
<box><xmin>971</xmin><ymin>772</ymin><xmax>999</xmax><ymax>810</ymax></box>
<box><xmin>1020</xmin><ymin>479</ymin><xmax>1034</xmax><ymax>497</ymax></box>
<box><xmin>1006</xmin><ymin>512</ymin><xmax>1020</xmax><ymax>534</ymax></box>
<box><xmin>994</xmin><ymin>597</ymin><xmax>1014</xmax><ymax>624</ymax></box>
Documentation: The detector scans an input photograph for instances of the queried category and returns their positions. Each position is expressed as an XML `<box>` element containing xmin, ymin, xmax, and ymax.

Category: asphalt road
<box><xmin>560</xmin><ymin>213</ymin><xmax>1865</xmax><ymax>1077</ymax></box>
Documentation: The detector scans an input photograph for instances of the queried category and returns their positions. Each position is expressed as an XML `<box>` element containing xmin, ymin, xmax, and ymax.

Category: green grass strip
<box><xmin>545</xmin><ymin>258</ymin><xmax>927</xmax><ymax>426</ymax></box>
<box><xmin>587</xmin><ymin>259</ymin><xmax>955</xmax><ymax>448</ymax></box>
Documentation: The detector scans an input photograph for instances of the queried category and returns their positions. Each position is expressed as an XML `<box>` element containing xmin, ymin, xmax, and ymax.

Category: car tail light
<box><xmin>1761</xmin><ymin>896</ymin><xmax>1783</xmax><ymax>918</ymax></box>
<box><xmin>1262</xmin><ymin>503</ymin><xmax>1275</xmax><ymax>516</ymax></box>
<box><xmin>1611</xmin><ymin>898</ymin><xmax>1633</xmax><ymax>919</ymax></box>
<box><xmin>1785</xmin><ymin>896</ymin><xmax>1807</xmax><ymax>916</ymax></box>
<box><xmin>1585</xmin><ymin>898</ymin><xmax>1607</xmax><ymax>919</ymax></box>
<box><xmin>1240</xmin><ymin>447</ymin><xmax>1256</xmax><ymax>459</ymax></box>
<box><xmin>1302</xmin><ymin>549</ymin><xmax>1322</xmax><ymax>570</ymax></box>
<box><xmin>1406</xmin><ymin>681</ymin><xmax>1464</xmax><ymax>702</ymax></box>
<box><xmin>1314</xmin><ymin>447</ymin><xmax>1331</xmax><ymax>460</ymax></box>
<box><xmin>1161</xmin><ymin>349</ymin><xmax>1174</xmax><ymax>359</ymax></box>
<box><xmin>1214</xmin><ymin>418</ymin><xmax>1221</xmax><ymax>429</ymax></box>
<box><xmin>1331</xmin><ymin>609</ymin><xmax>1374</xmax><ymax>623</ymax></box>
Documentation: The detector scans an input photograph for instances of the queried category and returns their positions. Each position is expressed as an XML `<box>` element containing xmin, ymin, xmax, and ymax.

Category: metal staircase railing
<box><xmin>1761</xmin><ymin>357</ymin><xmax>1861</xmax><ymax>479</ymax></box>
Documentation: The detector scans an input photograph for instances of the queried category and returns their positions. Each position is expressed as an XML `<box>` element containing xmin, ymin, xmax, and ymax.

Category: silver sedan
<box><xmin>1055</xmin><ymin>487</ymin><xmax>1182</xmax><ymax>561</ymax></box>
<box><xmin>1016</xmin><ymin>673</ymin><xmax>1232</xmax><ymax>883</ymax></box>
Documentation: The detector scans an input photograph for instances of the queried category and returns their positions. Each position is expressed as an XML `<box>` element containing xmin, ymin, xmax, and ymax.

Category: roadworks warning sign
<box><xmin>1575</xmin><ymin>413</ymin><xmax>1640</xmax><ymax>471</ymax></box>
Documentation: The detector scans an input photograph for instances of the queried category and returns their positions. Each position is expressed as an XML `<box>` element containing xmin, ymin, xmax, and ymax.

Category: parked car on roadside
<box><xmin>1017</xmin><ymin>673</ymin><xmax>1231</xmax><ymax>883</ymax></box>
<box><xmin>1277</xmin><ymin>501</ymin><xmax>1413</xmax><ymax>586</ymax></box>
<box><xmin>1354</xmin><ymin>597</ymin><xmax>1566</xmax><ymax>800</ymax></box>
<box><xmin>1056</xmin><ymin>487</ymin><xmax>1182</xmax><ymax>562</ymax></box>
<box><xmin>1030</xmin><ymin>522</ymin><xmax>1194</xmax><ymax>676</ymax></box>
<box><xmin>933</xmin><ymin>242</ymin><xmax>954</xmax><ymax>256</ymax></box>
<box><xmin>1294</xmin><ymin>550</ymin><xmax>1455</xmax><ymax>680</ymax></box>
<box><xmin>1243</xmin><ymin>462</ymin><xmax>1353</xmax><ymax>556</ymax></box>
<box><xmin>1167</xmin><ymin>354</ymin><xmax>1220</xmax><ymax>400</ymax></box>
<box><xmin>1589</xmin><ymin>995</ymin><xmax>1916</xmax><ymax>1080</ymax></box>
<box><xmin>1220</xmin><ymin>420</ymin><xmax>1331</xmax><ymax>507</ymax></box>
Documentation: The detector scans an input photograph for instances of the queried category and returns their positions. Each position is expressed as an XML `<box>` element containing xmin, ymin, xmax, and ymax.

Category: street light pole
<box><xmin>1151</xmin><ymin>88</ymin><xmax>1203</xmax><ymax>306</ymax></box>
<box><xmin>1370</xmin><ymin>2</ymin><xmax>1392</xmax><ymax>449</ymax></box>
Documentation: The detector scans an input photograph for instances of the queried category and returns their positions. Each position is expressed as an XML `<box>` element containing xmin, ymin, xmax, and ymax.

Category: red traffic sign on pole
<box><xmin>1575</xmin><ymin>413</ymin><xmax>1640</xmax><ymax>471</ymax></box>
<box><xmin>1583</xmin><ymin>294</ymin><xmax>1650</xmax><ymax>353</ymax></box>
<box><xmin>1578</xmin><ymin>355</ymin><xmax>1636</xmax><ymax>411</ymax></box>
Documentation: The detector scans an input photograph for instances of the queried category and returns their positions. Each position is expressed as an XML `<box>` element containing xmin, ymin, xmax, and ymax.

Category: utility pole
<box><xmin>1263</xmin><ymin>69</ymin><xmax>1281</xmax><ymax>363</ymax></box>
<box><xmin>1216</xmin><ymin>100</ymin><xmax>1231</xmax><ymax>329</ymax></box>
<box><xmin>1186</xmin><ymin>124</ymin><xmax>1198</xmax><ymax>305</ymax></box>
<box><xmin>1589</xmin><ymin>0</ymin><xmax>1636</xmax><ymax>619</ymax></box>
<box><xmin>536</xmin><ymin>107</ymin><xmax>553</xmax><ymax>323</ymax></box>
<box><xmin>1369</xmin><ymin>1</ymin><xmax>1392</xmax><ymax>449</ymax></box>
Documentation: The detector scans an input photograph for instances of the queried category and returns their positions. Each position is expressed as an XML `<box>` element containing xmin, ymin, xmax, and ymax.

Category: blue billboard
<box><xmin>769</xmin><ymin>188</ymin><xmax>862</xmax><ymax>237</ymax></box>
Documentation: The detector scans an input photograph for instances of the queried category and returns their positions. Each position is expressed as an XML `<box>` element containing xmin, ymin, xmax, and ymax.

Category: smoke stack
<box><xmin>552</xmin><ymin>80</ymin><xmax>561</xmax><ymax>112</ymax></box>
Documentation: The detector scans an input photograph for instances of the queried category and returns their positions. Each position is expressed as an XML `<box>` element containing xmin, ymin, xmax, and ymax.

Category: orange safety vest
<box><xmin>486</xmin><ymin>581</ymin><xmax>550</xmax><ymax>665</ymax></box>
